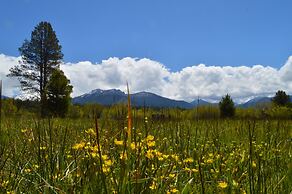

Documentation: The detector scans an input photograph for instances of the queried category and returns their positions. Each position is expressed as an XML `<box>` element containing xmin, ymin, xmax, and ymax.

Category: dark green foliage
<box><xmin>219</xmin><ymin>94</ymin><xmax>235</xmax><ymax>118</ymax></box>
<box><xmin>272</xmin><ymin>90</ymin><xmax>290</xmax><ymax>106</ymax></box>
<box><xmin>46</xmin><ymin>69</ymin><xmax>72</xmax><ymax>117</ymax></box>
<box><xmin>7</xmin><ymin>21</ymin><xmax>63</xmax><ymax>116</ymax></box>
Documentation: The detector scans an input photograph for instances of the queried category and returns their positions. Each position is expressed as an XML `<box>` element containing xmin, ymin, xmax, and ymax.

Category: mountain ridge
<box><xmin>73</xmin><ymin>90</ymin><xmax>196</xmax><ymax>108</ymax></box>
<box><xmin>72</xmin><ymin>89</ymin><xmax>292</xmax><ymax>108</ymax></box>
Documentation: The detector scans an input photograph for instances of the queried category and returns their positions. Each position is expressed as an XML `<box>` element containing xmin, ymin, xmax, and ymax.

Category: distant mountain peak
<box><xmin>73</xmin><ymin>88</ymin><xmax>290</xmax><ymax>108</ymax></box>
<box><xmin>133</xmin><ymin>91</ymin><xmax>158</xmax><ymax>97</ymax></box>
<box><xmin>190</xmin><ymin>99</ymin><xmax>211</xmax><ymax>107</ymax></box>
<box><xmin>239</xmin><ymin>96</ymin><xmax>272</xmax><ymax>108</ymax></box>
<box><xmin>85</xmin><ymin>88</ymin><xmax>125</xmax><ymax>95</ymax></box>
<box><xmin>88</xmin><ymin>89</ymin><xmax>103</xmax><ymax>94</ymax></box>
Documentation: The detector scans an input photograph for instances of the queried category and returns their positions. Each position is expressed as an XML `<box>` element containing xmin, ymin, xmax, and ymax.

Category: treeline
<box><xmin>2</xmin><ymin>97</ymin><xmax>292</xmax><ymax>120</ymax></box>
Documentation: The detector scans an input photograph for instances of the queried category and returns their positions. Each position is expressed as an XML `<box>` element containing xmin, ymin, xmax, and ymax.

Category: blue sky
<box><xmin>1</xmin><ymin>0</ymin><xmax>292</xmax><ymax>71</ymax></box>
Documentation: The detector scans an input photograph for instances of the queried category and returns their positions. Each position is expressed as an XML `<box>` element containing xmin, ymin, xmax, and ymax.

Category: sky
<box><xmin>1</xmin><ymin>0</ymin><xmax>292</xmax><ymax>102</ymax></box>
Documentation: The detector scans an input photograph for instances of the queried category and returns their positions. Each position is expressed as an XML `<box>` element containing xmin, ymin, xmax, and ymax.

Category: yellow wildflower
<box><xmin>146</xmin><ymin>135</ymin><xmax>154</xmax><ymax>141</ymax></box>
<box><xmin>102</xmin><ymin>165</ymin><xmax>110</xmax><ymax>173</ymax></box>
<box><xmin>104</xmin><ymin>159</ymin><xmax>113</xmax><ymax>166</ymax></box>
<box><xmin>207</xmin><ymin>158</ymin><xmax>213</xmax><ymax>164</ymax></box>
<box><xmin>85</xmin><ymin>128</ymin><xmax>96</xmax><ymax>136</ymax></box>
<box><xmin>114</xmin><ymin>139</ymin><xmax>124</xmax><ymax>146</ymax></box>
<box><xmin>72</xmin><ymin>142</ymin><xmax>85</xmax><ymax>150</ymax></box>
<box><xmin>102</xmin><ymin>154</ymin><xmax>108</xmax><ymax>160</ymax></box>
<box><xmin>146</xmin><ymin>150</ymin><xmax>154</xmax><ymax>159</ymax></box>
<box><xmin>183</xmin><ymin>157</ymin><xmax>194</xmax><ymax>163</ymax></box>
<box><xmin>40</xmin><ymin>146</ymin><xmax>46</xmax><ymax>150</ymax></box>
<box><xmin>130</xmin><ymin>143</ymin><xmax>136</xmax><ymax>150</ymax></box>
<box><xmin>154</xmin><ymin>150</ymin><xmax>162</xmax><ymax>157</ymax></box>
<box><xmin>24</xmin><ymin>168</ymin><xmax>31</xmax><ymax>173</ymax></box>
<box><xmin>120</xmin><ymin>152</ymin><xmax>127</xmax><ymax>160</ymax></box>
<box><xmin>191</xmin><ymin>168</ymin><xmax>199</xmax><ymax>173</ymax></box>
<box><xmin>89</xmin><ymin>145</ymin><xmax>97</xmax><ymax>152</ymax></box>
<box><xmin>218</xmin><ymin>181</ymin><xmax>228</xmax><ymax>189</ymax></box>
<box><xmin>241</xmin><ymin>189</ymin><xmax>247</xmax><ymax>194</ymax></box>
<box><xmin>170</xmin><ymin>188</ymin><xmax>179</xmax><ymax>193</ymax></box>
<box><xmin>252</xmin><ymin>161</ymin><xmax>256</xmax><ymax>168</ymax></box>
<box><xmin>149</xmin><ymin>181</ymin><xmax>157</xmax><ymax>190</ymax></box>
<box><xmin>232</xmin><ymin>180</ymin><xmax>239</xmax><ymax>187</ymax></box>
<box><xmin>33</xmin><ymin>164</ymin><xmax>39</xmax><ymax>169</ymax></box>
<box><xmin>1</xmin><ymin>180</ymin><xmax>9</xmax><ymax>187</ymax></box>
<box><xmin>147</xmin><ymin>141</ymin><xmax>155</xmax><ymax>147</ymax></box>
<box><xmin>171</xmin><ymin>154</ymin><xmax>179</xmax><ymax>161</ymax></box>
<box><xmin>91</xmin><ymin>152</ymin><xmax>97</xmax><ymax>158</ymax></box>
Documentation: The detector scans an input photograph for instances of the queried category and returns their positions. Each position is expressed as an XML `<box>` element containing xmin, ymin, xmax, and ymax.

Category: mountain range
<box><xmin>72</xmin><ymin>89</ymin><xmax>194</xmax><ymax>108</ymax></box>
<box><xmin>238</xmin><ymin>97</ymin><xmax>272</xmax><ymax>108</ymax></box>
<box><xmin>1</xmin><ymin>95</ymin><xmax>8</xmax><ymax>99</ymax></box>
<box><xmin>73</xmin><ymin>89</ymin><xmax>292</xmax><ymax>108</ymax></box>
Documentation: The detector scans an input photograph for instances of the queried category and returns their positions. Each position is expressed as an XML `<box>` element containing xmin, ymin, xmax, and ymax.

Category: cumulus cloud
<box><xmin>1</xmin><ymin>53</ymin><xmax>292</xmax><ymax>103</ymax></box>
<box><xmin>280</xmin><ymin>56</ymin><xmax>292</xmax><ymax>82</ymax></box>
<box><xmin>0</xmin><ymin>54</ymin><xmax>21</xmax><ymax>97</ymax></box>
<box><xmin>61</xmin><ymin>57</ymin><xmax>170</xmax><ymax>98</ymax></box>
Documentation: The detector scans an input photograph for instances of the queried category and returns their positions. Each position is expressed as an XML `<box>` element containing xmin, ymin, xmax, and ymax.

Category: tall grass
<box><xmin>0</xmin><ymin>80</ymin><xmax>2</xmax><ymax>132</ymax></box>
<box><xmin>0</xmin><ymin>113</ymin><xmax>291</xmax><ymax>193</ymax></box>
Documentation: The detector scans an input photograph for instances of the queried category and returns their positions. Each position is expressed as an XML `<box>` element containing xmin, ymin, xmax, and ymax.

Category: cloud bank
<box><xmin>1</xmin><ymin>53</ymin><xmax>292</xmax><ymax>103</ymax></box>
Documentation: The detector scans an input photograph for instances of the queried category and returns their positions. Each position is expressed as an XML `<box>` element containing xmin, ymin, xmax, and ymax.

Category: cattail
<box><xmin>127</xmin><ymin>82</ymin><xmax>132</xmax><ymax>144</ymax></box>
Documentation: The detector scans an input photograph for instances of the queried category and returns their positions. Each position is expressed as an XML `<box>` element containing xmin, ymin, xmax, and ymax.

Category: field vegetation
<box><xmin>0</xmin><ymin>99</ymin><xmax>291</xmax><ymax>193</ymax></box>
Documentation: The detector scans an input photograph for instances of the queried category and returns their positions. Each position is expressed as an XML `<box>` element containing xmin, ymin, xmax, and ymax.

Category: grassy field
<box><xmin>0</xmin><ymin>115</ymin><xmax>291</xmax><ymax>193</ymax></box>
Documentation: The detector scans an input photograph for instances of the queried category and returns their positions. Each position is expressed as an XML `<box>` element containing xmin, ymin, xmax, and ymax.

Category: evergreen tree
<box><xmin>272</xmin><ymin>90</ymin><xmax>290</xmax><ymax>106</ymax></box>
<box><xmin>46</xmin><ymin>69</ymin><xmax>72</xmax><ymax>117</ymax></box>
<box><xmin>7</xmin><ymin>21</ymin><xmax>63</xmax><ymax>116</ymax></box>
<box><xmin>219</xmin><ymin>94</ymin><xmax>235</xmax><ymax>118</ymax></box>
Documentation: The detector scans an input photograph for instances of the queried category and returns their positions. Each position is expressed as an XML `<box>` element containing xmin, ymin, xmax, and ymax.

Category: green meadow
<box><xmin>0</xmin><ymin>105</ymin><xmax>291</xmax><ymax>193</ymax></box>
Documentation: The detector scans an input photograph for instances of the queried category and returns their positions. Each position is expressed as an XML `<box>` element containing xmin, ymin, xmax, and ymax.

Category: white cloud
<box><xmin>1</xmin><ymin>53</ymin><xmax>292</xmax><ymax>103</ymax></box>
<box><xmin>280</xmin><ymin>56</ymin><xmax>292</xmax><ymax>82</ymax></box>
<box><xmin>61</xmin><ymin>57</ymin><xmax>170</xmax><ymax>98</ymax></box>
<box><xmin>0</xmin><ymin>54</ymin><xmax>21</xmax><ymax>97</ymax></box>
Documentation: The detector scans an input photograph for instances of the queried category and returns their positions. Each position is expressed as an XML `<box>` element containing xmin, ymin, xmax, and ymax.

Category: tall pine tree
<box><xmin>8</xmin><ymin>21</ymin><xmax>63</xmax><ymax>116</ymax></box>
